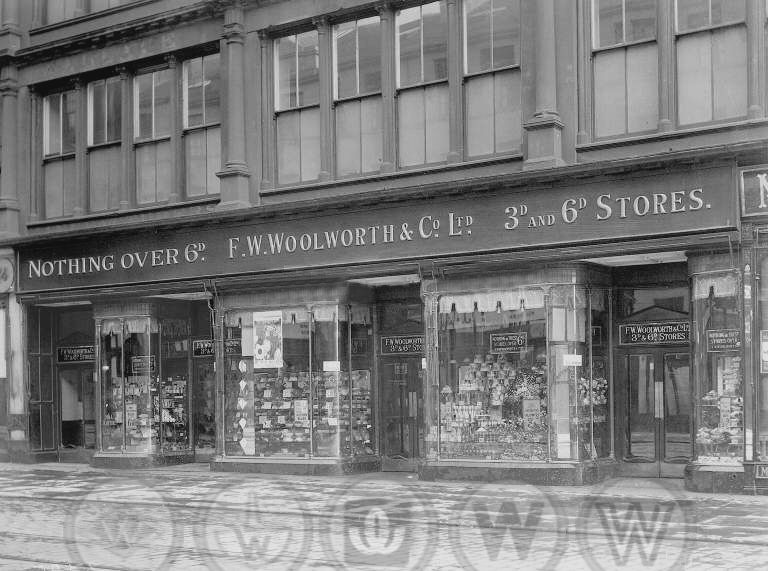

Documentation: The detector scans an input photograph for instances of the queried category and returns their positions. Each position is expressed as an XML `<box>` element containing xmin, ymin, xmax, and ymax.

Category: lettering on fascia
<box><xmin>27</xmin><ymin>243</ymin><xmax>207</xmax><ymax>279</ymax></box>
<box><xmin>504</xmin><ymin>188</ymin><xmax>706</xmax><ymax>229</ymax></box>
<box><xmin>226</xmin><ymin>214</ymin><xmax>474</xmax><ymax>260</ymax></box>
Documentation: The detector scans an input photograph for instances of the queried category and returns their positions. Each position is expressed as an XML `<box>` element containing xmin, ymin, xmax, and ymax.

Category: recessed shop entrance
<box><xmin>373</xmin><ymin>284</ymin><xmax>424</xmax><ymax>472</ymax></box>
<box><xmin>616</xmin><ymin>348</ymin><xmax>692</xmax><ymax>477</ymax></box>
<box><xmin>607</xmin><ymin>259</ymin><xmax>693</xmax><ymax>478</ymax></box>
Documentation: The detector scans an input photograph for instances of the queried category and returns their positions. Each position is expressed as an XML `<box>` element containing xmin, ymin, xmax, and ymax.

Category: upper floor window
<box><xmin>134</xmin><ymin>68</ymin><xmax>172</xmax><ymax>204</ymax></box>
<box><xmin>334</xmin><ymin>16</ymin><xmax>383</xmax><ymax>177</ymax></box>
<box><xmin>184</xmin><ymin>53</ymin><xmax>222</xmax><ymax>197</ymax></box>
<box><xmin>593</xmin><ymin>0</ymin><xmax>657</xmax><ymax>48</ymax></box>
<box><xmin>676</xmin><ymin>0</ymin><xmax>745</xmax><ymax>32</ymax></box>
<box><xmin>88</xmin><ymin>77</ymin><xmax>122</xmax><ymax>212</ymax></box>
<box><xmin>43</xmin><ymin>91</ymin><xmax>76</xmax><ymax>156</ymax></box>
<box><xmin>396</xmin><ymin>2</ymin><xmax>449</xmax><ymax>167</ymax></box>
<box><xmin>134</xmin><ymin>68</ymin><xmax>172</xmax><ymax>141</ymax></box>
<box><xmin>591</xmin><ymin>0</ymin><xmax>658</xmax><ymax>138</ymax></box>
<box><xmin>42</xmin><ymin>90</ymin><xmax>77</xmax><ymax>218</ymax></box>
<box><xmin>675</xmin><ymin>0</ymin><xmax>746</xmax><ymax>125</ymax></box>
<box><xmin>275</xmin><ymin>31</ymin><xmax>321</xmax><ymax>184</ymax></box>
<box><xmin>463</xmin><ymin>0</ymin><xmax>522</xmax><ymax>157</ymax></box>
<box><xmin>184</xmin><ymin>53</ymin><xmax>221</xmax><ymax>128</ymax></box>
<box><xmin>88</xmin><ymin>77</ymin><xmax>122</xmax><ymax>146</ymax></box>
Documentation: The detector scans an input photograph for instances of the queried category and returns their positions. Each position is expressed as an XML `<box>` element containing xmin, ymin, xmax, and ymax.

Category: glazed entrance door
<box><xmin>619</xmin><ymin>350</ymin><xmax>692</xmax><ymax>477</ymax></box>
<box><xmin>380</xmin><ymin>356</ymin><xmax>423</xmax><ymax>471</ymax></box>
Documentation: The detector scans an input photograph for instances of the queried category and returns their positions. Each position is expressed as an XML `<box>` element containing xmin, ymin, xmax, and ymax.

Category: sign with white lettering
<box><xmin>381</xmin><ymin>335</ymin><xmax>424</xmax><ymax>355</ymax></box>
<box><xmin>756</xmin><ymin>464</ymin><xmax>768</xmax><ymax>479</ymax></box>
<box><xmin>619</xmin><ymin>321</ymin><xmax>690</xmax><ymax>345</ymax></box>
<box><xmin>130</xmin><ymin>355</ymin><xmax>155</xmax><ymax>374</ymax></box>
<box><xmin>18</xmin><ymin>165</ymin><xmax>736</xmax><ymax>292</ymax></box>
<box><xmin>57</xmin><ymin>345</ymin><xmax>95</xmax><ymax>363</ymax></box>
<box><xmin>489</xmin><ymin>332</ymin><xmax>527</xmax><ymax>353</ymax></box>
<box><xmin>706</xmin><ymin>329</ymin><xmax>741</xmax><ymax>352</ymax></box>
<box><xmin>192</xmin><ymin>338</ymin><xmax>243</xmax><ymax>357</ymax></box>
<box><xmin>741</xmin><ymin>166</ymin><xmax>768</xmax><ymax>217</ymax></box>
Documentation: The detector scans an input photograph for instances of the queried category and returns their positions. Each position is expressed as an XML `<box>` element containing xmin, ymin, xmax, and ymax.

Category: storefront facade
<box><xmin>13</xmin><ymin>159</ymin><xmax>753</xmax><ymax>487</ymax></box>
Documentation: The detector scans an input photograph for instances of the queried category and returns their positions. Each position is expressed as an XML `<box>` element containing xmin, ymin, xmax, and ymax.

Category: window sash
<box><xmin>134</xmin><ymin>69</ymin><xmax>172</xmax><ymax>141</ymax></box>
<box><xmin>675</xmin><ymin>0</ymin><xmax>745</xmax><ymax>34</ymax></box>
<box><xmin>43</xmin><ymin>92</ymin><xmax>76</xmax><ymax>157</ymax></box>
<box><xmin>88</xmin><ymin>77</ymin><xmax>121</xmax><ymax>146</ymax></box>
<box><xmin>593</xmin><ymin>0</ymin><xmax>657</xmax><ymax>49</ymax></box>
<box><xmin>463</xmin><ymin>0</ymin><xmax>521</xmax><ymax>74</ymax></box>
<box><xmin>396</xmin><ymin>1</ymin><xmax>448</xmax><ymax>88</ymax></box>
<box><xmin>275</xmin><ymin>31</ymin><xmax>320</xmax><ymax>111</ymax></box>
<box><xmin>333</xmin><ymin>17</ymin><xmax>382</xmax><ymax>100</ymax></box>
<box><xmin>183</xmin><ymin>53</ymin><xmax>221</xmax><ymax>129</ymax></box>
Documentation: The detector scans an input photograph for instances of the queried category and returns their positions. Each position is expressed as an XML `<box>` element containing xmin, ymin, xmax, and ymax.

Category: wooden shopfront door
<box><xmin>616</xmin><ymin>348</ymin><xmax>692</xmax><ymax>477</ymax></box>
<box><xmin>380</xmin><ymin>354</ymin><xmax>423</xmax><ymax>471</ymax></box>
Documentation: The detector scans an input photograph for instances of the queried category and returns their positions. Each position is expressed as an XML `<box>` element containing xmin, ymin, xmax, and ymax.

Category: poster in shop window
<box><xmin>252</xmin><ymin>311</ymin><xmax>283</xmax><ymax>369</ymax></box>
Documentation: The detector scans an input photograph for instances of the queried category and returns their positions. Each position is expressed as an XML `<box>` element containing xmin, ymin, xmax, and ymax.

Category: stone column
<box><xmin>216</xmin><ymin>1</ymin><xmax>252</xmax><ymax>209</ymax></box>
<box><xmin>166</xmin><ymin>55</ymin><xmax>182</xmax><ymax>203</ymax></box>
<box><xmin>747</xmin><ymin>0</ymin><xmax>765</xmax><ymax>119</ymax></box>
<box><xmin>446</xmin><ymin>0</ymin><xmax>463</xmax><ymax>163</ymax></box>
<box><xmin>118</xmin><ymin>67</ymin><xmax>134</xmax><ymax>210</ymax></box>
<box><xmin>523</xmin><ymin>0</ymin><xmax>565</xmax><ymax>170</ymax></box>
<box><xmin>7</xmin><ymin>292</ymin><xmax>26</xmax><ymax>457</ymax></box>
<box><xmin>316</xmin><ymin>18</ymin><xmax>333</xmax><ymax>181</ymax></box>
<box><xmin>259</xmin><ymin>30</ymin><xmax>275</xmax><ymax>190</ymax></box>
<box><xmin>73</xmin><ymin>79</ymin><xmax>88</xmax><ymax>216</ymax></box>
<box><xmin>378</xmin><ymin>3</ymin><xmax>396</xmax><ymax>173</ymax></box>
<box><xmin>658</xmin><ymin>0</ymin><xmax>674</xmax><ymax>131</ymax></box>
<box><xmin>0</xmin><ymin>66</ymin><xmax>19</xmax><ymax>237</ymax></box>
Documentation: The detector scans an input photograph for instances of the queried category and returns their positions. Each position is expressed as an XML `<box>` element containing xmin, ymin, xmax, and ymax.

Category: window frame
<box><xmin>87</xmin><ymin>76</ymin><xmax>122</xmax><ymax>148</ymax></box>
<box><xmin>133</xmin><ymin>67</ymin><xmax>173</xmax><ymax>144</ymax></box>
<box><xmin>182</xmin><ymin>52</ymin><xmax>222</xmax><ymax>131</ymax></box>
<box><xmin>395</xmin><ymin>1</ymin><xmax>449</xmax><ymax>90</ymax></box>
<box><xmin>591</xmin><ymin>0</ymin><xmax>658</xmax><ymax>50</ymax></box>
<box><xmin>42</xmin><ymin>90</ymin><xmax>76</xmax><ymax>158</ymax></box>
<box><xmin>274</xmin><ymin>29</ymin><xmax>321</xmax><ymax>114</ymax></box>
<box><xmin>332</xmin><ymin>15</ymin><xmax>383</xmax><ymax>103</ymax></box>
<box><xmin>462</xmin><ymin>0</ymin><xmax>522</xmax><ymax>78</ymax></box>
<box><xmin>674</xmin><ymin>0</ymin><xmax>746</xmax><ymax>35</ymax></box>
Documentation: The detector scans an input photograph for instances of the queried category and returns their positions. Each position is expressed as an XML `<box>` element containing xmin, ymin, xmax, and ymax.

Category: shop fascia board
<box><xmin>4</xmin><ymin>152</ymin><xmax>741</xmax><ymax>250</ymax></box>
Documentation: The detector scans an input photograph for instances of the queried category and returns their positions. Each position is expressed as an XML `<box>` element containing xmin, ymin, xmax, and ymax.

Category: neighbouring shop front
<box><xmin>12</xmin><ymin>162</ymin><xmax>752</xmax><ymax>488</ymax></box>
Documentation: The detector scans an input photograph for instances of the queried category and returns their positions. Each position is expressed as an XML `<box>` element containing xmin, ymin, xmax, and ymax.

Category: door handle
<box><xmin>654</xmin><ymin>381</ymin><xmax>664</xmax><ymax>419</ymax></box>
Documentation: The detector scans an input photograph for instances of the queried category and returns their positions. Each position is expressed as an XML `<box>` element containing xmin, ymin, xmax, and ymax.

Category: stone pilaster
<box><xmin>216</xmin><ymin>1</ymin><xmax>252</xmax><ymax>209</ymax></box>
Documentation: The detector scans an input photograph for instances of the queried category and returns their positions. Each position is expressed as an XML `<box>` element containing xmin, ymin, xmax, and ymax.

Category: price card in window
<box><xmin>328</xmin><ymin>417</ymin><xmax>338</xmax><ymax>426</ymax></box>
<box><xmin>294</xmin><ymin>400</ymin><xmax>309</xmax><ymax>422</ymax></box>
<box><xmin>263</xmin><ymin>389</ymin><xmax>272</xmax><ymax>398</ymax></box>
<box><xmin>283</xmin><ymin>389</ymin><xmax>293</xmax><ymax>398</ymax></box>
<box><xmin>277</xmin><ymin>415</ymin><xmax>286</xmax><ymax>425</ymax></box>
<box><xmin>262</xmin><ymin>401</ymin><xmax>272</xmax><ymax>409</ymax></box>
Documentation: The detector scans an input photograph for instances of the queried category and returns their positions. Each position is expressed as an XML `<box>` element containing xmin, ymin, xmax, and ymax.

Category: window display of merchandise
<box><xmin>692</xmin><ymin>271</ymin><xmax>745</xmax><ymax>465</ymax></box>
<box><xmin>345</xmin><ymin>370</ymin><xmax>374</xmax><ymax>456</ymax></box>
<box><xmin>156</xmin><ymin>376</ymin><xmax>189</xmax><ymax>452</ymax></box>
<box><xmin>434</xmin><ymin>351</ymin><xmax>548</xmax><ymax>460</ymax></box>
<box><xmin>696</xmin><ymin>356</ymin><xmax>744</xmax><ymax>464</ymax></box>
<box><xmin>222</xmin><ymin>305</ymin><xmax>374</xmax><ymax>460</ymax></box>
<box><xmin>98</xmin><ymin>312</ymin><xmax>194</xmax><ymax>456</ymax></box>
<box><xmin>428</xmin><ymin>282</ymin><xmax>610</xmax><ymax>463</ymax></box>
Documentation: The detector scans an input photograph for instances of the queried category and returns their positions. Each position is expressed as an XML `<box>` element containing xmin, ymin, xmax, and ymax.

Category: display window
<box><xmin>99</xmin><ymin>317</ymin><xmax>157</xmax><ymax>453</ymax></box>
<box><xmin>692</xmin><ymin>270</ymin><xmax>744</xmax><ymax>464</ymax></box>
<box><xmin>222</xmin><ymin>304</ymin><xmax>374</xmax><ymax>459</ymax></box>
<box><xmin>97</xmin><ymin>310</ymin><xmax>193</xmax><ymax>455</ymax></box>
<box><xmin>428</xmin><ymin>283</ymin><xmax>609</xmax><ymax>462</ymax></box>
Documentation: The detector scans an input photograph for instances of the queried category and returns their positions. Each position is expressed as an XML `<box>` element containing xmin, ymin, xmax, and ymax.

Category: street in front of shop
<box><xmin>0</xmin><ymin>463</ymin><xmax>766</xmax><ymax>571</ymax></box>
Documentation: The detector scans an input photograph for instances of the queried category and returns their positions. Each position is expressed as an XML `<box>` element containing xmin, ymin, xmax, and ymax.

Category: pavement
<box><xmin>0</xmin><ymin>462</ymin><xmax>767</xmax><ymax>570</ymax></box>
